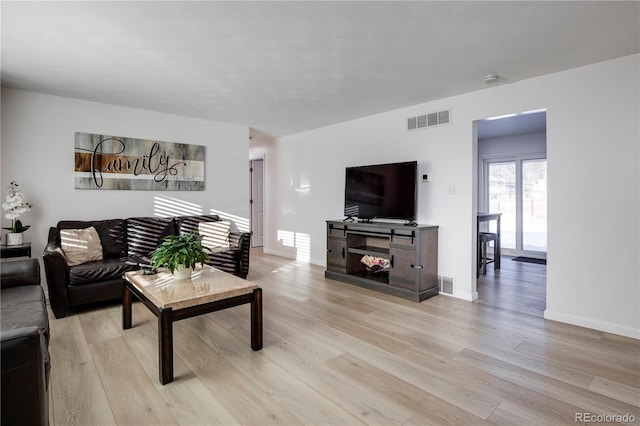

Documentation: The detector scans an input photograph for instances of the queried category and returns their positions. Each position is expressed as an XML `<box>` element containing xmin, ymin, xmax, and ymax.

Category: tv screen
<box><xmin>344</xmin><ymin>161</ymin><xmax>417</xmax><ymax>221</ymax></box>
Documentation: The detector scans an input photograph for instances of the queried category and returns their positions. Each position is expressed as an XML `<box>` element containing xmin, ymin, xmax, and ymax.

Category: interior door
<box><xmin>250</xmin><ymin>159</ymin><xmax>264</xmax><ymax>247</ymax></box>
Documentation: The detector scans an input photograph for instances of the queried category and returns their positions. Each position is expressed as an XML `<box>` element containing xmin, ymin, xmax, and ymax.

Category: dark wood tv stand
<box><xmin>325</xmin><ymin>220</ymin><xmax>438</xmax><ymax>302</ymax></box>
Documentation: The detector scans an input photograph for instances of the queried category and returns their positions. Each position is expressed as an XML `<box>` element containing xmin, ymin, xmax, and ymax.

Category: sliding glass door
<box><xmin>485</xmin><ymin>157</ymin><xmax>547</xmax><ymax>257</ymax></box>
<box><xmin>522</xmin><ymin>159</ymin><xmax>547</xmax><ymax>252</ymax></box>
<box><xmin>487</xmin><ymin>161</ymin><xmax>516</xmax><ymax>249</ymax></box>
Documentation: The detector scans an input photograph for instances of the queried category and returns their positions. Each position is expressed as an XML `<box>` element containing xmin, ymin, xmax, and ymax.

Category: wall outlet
<box><xmin>448</xmin><ymin>184</ymin><xmax>457</xmax><ymax>195</ymax></box>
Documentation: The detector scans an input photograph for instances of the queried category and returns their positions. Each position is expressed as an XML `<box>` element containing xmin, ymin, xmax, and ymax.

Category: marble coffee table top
<box><xmin>123</xmin><ymin>265</ymin><xmax>257</xmax><ymax>310</ymax></box>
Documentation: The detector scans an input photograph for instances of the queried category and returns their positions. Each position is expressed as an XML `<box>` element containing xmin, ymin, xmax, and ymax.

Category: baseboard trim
<box><xmin>263</xmin><ymin>248</ymin><xmax>297</xmax><ymax>260</ymax></box>
<box><xmin>453</xmin><ymin>290</ymin><xmax>477</xmax><ymax>301</ymax></box>
<box><xmin>544</xmin><ymin>309</ymin><xmax>640</xmax><ymax>340</ymax></box>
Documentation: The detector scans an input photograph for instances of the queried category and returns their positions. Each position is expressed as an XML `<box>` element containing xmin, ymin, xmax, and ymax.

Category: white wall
<box><xmin>256</xmin><ymin>54</ymin><xmax>639</xmax><ymax>338</ymax></box>
<box><xmin>1</xmin><ymin>88</ymin><xmax>250</xmax><ymax>278</ymax></box>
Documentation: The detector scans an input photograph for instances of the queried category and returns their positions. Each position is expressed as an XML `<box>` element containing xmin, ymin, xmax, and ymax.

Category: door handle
<box><xmin>341</xmin><ymin>247</ymin><xmax>345</xmax><ymax>258</ymax></box>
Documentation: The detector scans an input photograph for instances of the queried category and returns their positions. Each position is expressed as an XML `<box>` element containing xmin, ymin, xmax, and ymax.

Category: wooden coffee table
<box><xmin>122</xmin><ymin>265</ymin><xmax>262</xmax><ymax>384</ymax></box>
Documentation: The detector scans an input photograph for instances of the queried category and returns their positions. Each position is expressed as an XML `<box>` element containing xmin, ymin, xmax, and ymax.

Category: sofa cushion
<box><xmin>1</xmin><ymin>286</ymin><xmax>49</xmax><ymax>342</ymax></box>
<box><xmin>0</xmin><ymin>258</ymin><xmax>41</xmax><ymax>289</ymax></box>
<box><xmin>199</xmin><ymin>220</ymin><xmax>231</xmax><ymax>250</ymax></box>
<box><xmin>176</xmin><ymin>214</ymin><xmax>221</xmax><ymax>235</ymax></box>
<box><xmin>126</xmin><ymin>217</ymin><xmax>175</xmax><ymax>260</ymax></box>
<box><xmin>58</xmin><ymin>219</ymin><xmax>127</xmax><ymax>258</ymax></box>
<box><xmin>60</xmin><ymin>227</ymin><xmax>104</xmax><ymax>266</ymax></box>
<box><xmin>68</xmin><ymin>258</ymin><xmax>139</xmax><ymax>285</ymax></box>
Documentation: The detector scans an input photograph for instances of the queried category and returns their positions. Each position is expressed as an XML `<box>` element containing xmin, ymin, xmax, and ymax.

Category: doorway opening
<box><xmin>475</xmin><ymin>109</ymin><xmax>547</xmax><ymax>316</ymax></box>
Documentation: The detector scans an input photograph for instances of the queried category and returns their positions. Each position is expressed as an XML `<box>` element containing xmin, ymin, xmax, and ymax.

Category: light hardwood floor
<box><xmin>49</xmin><ymin>249</ymin><xmax>639</xmax><ymax>425</ymax></box>
<box><xmin>476</xmin><ymin>256</ymin><xmax>547</xmax><ymax>317</ymax></box>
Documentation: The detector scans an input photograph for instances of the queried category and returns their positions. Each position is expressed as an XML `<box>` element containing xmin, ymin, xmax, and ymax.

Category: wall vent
<box><xmin>408</xmin><ymin>109</ymin><xmax>451</xmax><ymax>131</ymax></box>
<box><xmin>438</xmin><ymin>275</ymin><xmax>454</xmax><ymax>295</ymax></box>
<box><xmin>437</xmin><ymin>109</ymin><xmax>450</xmax><ymax>125</ymax></box>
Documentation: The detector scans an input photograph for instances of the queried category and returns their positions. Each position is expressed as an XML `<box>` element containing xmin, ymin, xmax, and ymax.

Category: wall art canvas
<box><xmin>74</xmin><ymin>132</ymin><xmax>205</xmax><ymax>190</ymax></box>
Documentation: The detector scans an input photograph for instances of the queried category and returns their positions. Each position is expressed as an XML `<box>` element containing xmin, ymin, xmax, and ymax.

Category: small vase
<box><xmin>6</xmin><ymin>233</ymin><xmax>23</xmax><ymax>246</ymax></box>
<box><xmin>172</xmin><ymin>265</ymin><xmax>193</xmax><ymax>280</ymax></box>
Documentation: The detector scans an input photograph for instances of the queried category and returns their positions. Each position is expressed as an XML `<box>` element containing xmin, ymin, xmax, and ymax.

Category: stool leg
<box><xmin>477</xmin><ymin>237</ymin><xmax>481</xmax><ymax>278</ymax></box>
<box><xmin>482</xmin><ymin>241</ymin><xmax>487</xmax><ymax>275</ymax></box>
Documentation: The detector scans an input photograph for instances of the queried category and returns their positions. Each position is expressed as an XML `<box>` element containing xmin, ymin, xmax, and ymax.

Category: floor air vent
<box><xmin>408</xmin><ymin>109</ymin><xmax>451</xmax><ymax>131</ymax></box>
<box><xmin>438</xmin><ymin>275</ymin><xmax>454</xmax><ymax>295</ymax></box>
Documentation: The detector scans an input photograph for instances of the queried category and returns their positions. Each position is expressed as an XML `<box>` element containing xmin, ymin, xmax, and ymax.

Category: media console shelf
<box><xmin>325</xmin><ymin>220</ymin><xmax>438</xmax><ymax>302</ymax></box>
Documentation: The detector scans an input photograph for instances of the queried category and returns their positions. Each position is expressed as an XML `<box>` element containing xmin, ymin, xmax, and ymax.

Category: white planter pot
<box><xmin>172</xmin><ymin>265</ymin><xmax>193</xmax><ymax>280</ymax></box>
<box><xmin>6</xmin><ymin>233</ymin><xmax>23</xmax><ymax>246</ymax></box>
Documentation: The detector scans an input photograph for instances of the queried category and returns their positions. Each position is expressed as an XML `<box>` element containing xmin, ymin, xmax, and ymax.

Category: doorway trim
<box><xmin>473</xmin><ymin>109</ymin><xmax>548</xmax><ymax>302</ymax></box>
<box><xmin>250</xmin><ymin>156</ymin><xmax>265</xmax><ymax>248</ymax></box>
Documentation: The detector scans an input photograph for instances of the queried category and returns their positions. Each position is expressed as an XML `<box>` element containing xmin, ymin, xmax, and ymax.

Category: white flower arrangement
<box><xmin>2</xmin><ymin>181</ymin><xmax>32</xmax><ymax>233</ymax></box>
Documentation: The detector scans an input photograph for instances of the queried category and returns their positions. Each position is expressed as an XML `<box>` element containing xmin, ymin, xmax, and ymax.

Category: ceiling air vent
<box><xmin>407</xmin><ymin>109</ymin><xmax>451</xmax><ymax>131</ymax></box>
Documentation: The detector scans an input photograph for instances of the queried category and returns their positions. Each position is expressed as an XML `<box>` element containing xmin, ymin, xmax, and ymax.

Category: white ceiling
<box><xmin>2</xmin><ymin>1</ymin><xmax>638</xmax><ymax>138</ymax></box>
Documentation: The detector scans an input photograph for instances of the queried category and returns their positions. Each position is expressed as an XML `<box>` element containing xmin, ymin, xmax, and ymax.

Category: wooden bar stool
<box><xmin>478</xmin><ymin>232</ymin><xmax>499</xmax><ymax>276</ymax></box>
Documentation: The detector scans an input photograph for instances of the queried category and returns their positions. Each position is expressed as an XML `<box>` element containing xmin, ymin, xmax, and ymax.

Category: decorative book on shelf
<box><xmin>360</xmin><ymin>255</ymin><xmax>390</xmax><ymax>274</ymax></box>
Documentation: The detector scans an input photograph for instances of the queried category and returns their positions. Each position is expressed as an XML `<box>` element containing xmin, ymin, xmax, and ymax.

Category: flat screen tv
<box><xmin>344</xmin><ymin>161</ymin><xmax>417</xmax><ymax>222</ymax></box>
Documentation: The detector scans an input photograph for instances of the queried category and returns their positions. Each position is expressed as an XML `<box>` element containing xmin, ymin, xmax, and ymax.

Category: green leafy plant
<box><xmin>2</xmin><ymin>219</ymin><xmax>30</xmax><ymax>234</ymax></box>
<box><xmin>150</xmin><ymin>232</ymin><xmax>210</xmax><ymax>273</ymax></box>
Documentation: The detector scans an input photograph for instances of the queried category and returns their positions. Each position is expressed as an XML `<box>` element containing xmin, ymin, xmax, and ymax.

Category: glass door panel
<box><xmin>487</xmin><ymin>161</ymin><xmax>516</xmax><ymax>249</ymax></box>
<box><xmin>522</xmin><ymin>159</ymin><xmax>547</xmax><ymax>252</ymax></box>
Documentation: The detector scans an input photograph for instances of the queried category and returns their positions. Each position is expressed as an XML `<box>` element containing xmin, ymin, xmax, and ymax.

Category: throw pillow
<box><xmin>198</xmin><ymin>221</ymin><xmax>231</xmax><ymax>251</ymax></box>
<box><xmin>60</xmin><ymin>226</ymin><xmax>104</xmax><ymax>266</ymax></box>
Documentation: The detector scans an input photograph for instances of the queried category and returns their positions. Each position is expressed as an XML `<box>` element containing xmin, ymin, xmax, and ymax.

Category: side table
<box><xmin>0</xmin><ymin>242</ymin><xmax>32</xmax><ymax>259</ymax></box>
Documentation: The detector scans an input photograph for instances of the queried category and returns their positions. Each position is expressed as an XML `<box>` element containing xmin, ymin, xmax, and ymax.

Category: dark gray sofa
<box><xmin>43</xmin><ymin>214</ymin><xmax>251</xmax><ymax>318</ymax></box>
<box><xmin>1</xmin><ymin>258</ymin><xmax>50</xmax><ymax>426</ymax></box>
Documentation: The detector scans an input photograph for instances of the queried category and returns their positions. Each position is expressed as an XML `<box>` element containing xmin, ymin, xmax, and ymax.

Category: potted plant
<box><xmin>150</xmin><ymin>232</ymin><xmax>210</xmax><ymax>279</ymax></box>
<box><xmin>2</xmin><ymin>181</ymin><xmax>32</xmax><ymax>246</ymax></box>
